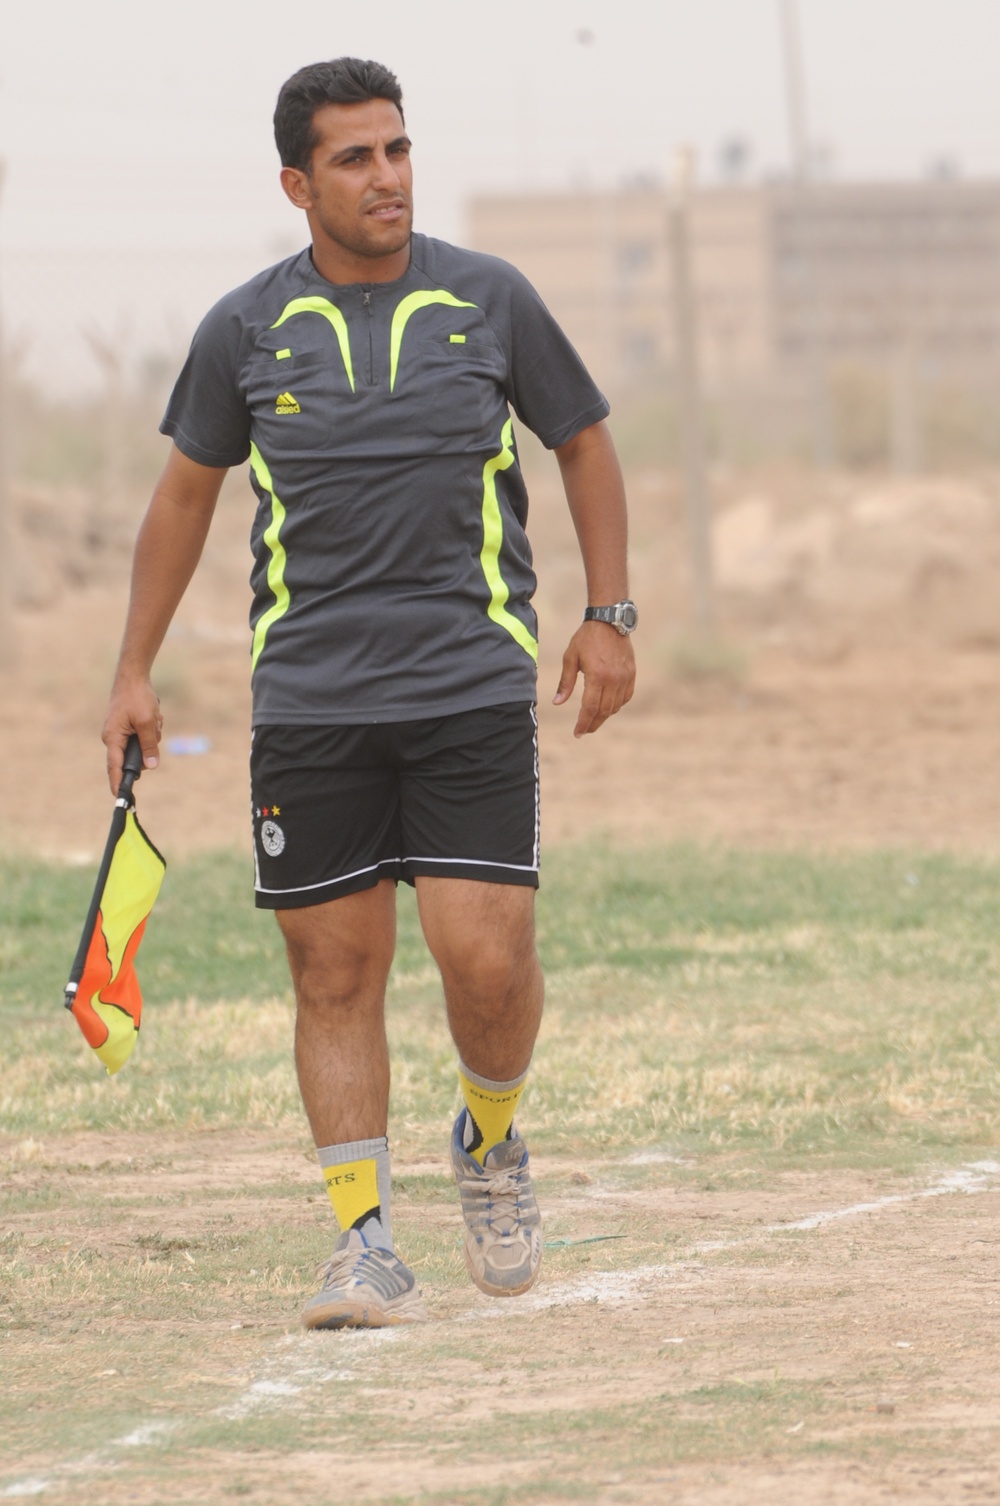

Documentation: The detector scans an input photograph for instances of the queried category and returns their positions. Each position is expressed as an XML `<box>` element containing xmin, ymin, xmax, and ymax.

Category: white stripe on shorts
<box><xmin>530</xmin><ymin>702</ymin><xmax>540</xmax><ymax>868</ymax></box>
<box><xmin>401</xmin><ymin>855</ymin><xmax>539</xmax><ymax>874</ymax></box>
<box><xmin>254</xmin><ymin>856</ymin><xmax>401</xmax><ymax>896</ymax></box>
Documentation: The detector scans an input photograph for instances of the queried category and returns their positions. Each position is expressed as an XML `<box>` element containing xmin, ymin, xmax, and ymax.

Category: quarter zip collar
<box><xmin>302</xmin><ymin>240</ymin><xmax>417</xmax><ymax>298</ymax></box>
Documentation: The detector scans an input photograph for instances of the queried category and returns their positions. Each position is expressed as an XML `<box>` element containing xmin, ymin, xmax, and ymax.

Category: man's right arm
<box><xmin>102</xmin><ymin>444</ymin><xmax>229</xmax><ymax>793</ymax></box>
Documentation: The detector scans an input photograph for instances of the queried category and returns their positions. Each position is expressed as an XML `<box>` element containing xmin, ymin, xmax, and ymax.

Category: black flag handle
<box><xmin>118</xmin><ymin>732</ymin><xmax>145</xmax><ymax>806</ymax></box>
<box><xmin>63</xmin><ymin>732</ymin><xmax>147</xmax><ymax>1009</ymax></box>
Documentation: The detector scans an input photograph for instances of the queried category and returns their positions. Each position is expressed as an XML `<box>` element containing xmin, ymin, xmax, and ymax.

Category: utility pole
<box><xmin>888</xmin><ymin>331</ymin><xmax>922</xmax><ymax>474</ymax></box>
<box><xmin>777</xmin><ymin>0</ymin><xmax>833</xmax><ymax>466</ymax></box>
<box><xmin>668</xmin><ymin>146</ymin><xmax>714</xmax><ymax>635</ymax></box>
<box><xmin>887</xmin><ymin>234</ymin><xmax>923</xmax><ymax>474</ymax></box>
<box><xmin>778</xmin><ymin>0</ymin><xmax>810</xmax><ymax>180</ymax></box>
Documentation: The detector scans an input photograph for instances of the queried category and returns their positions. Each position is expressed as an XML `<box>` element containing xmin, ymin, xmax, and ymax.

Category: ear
<box><xmin>280</xmin><ymin>166</ymin><xmax>314</xmax><ymax>211</ymax></box>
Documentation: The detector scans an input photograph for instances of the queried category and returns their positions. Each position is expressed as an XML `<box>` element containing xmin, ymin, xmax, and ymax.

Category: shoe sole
<box><xmin>302</xmin><ymin>1295</ymin><xmax>428</xmax><ymax>1330</ymax></box>
<box><xmin>462</xmin><ymin>1233</ymin><xmax>542</xmax><ymax>1298</ymax></box>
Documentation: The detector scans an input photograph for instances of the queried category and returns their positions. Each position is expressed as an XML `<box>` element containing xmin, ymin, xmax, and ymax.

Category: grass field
<box><xmin>3</xmin><ymin>845</ymin><xmax>1000</xmax><ymax>1504</ymax></box>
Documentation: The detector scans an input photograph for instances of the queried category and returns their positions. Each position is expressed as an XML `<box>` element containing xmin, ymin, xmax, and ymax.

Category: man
<box><xmin>102</xmin><ymin>56</ymin><xmax>636</xmax><ymax>1330</ymax></box>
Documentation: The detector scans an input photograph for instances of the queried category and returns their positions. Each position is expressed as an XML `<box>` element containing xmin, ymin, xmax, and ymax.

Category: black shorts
<box><xmin>250</xmin><ymin>702</ymin><xmax>540</xmax><ymax>909</ymax></box>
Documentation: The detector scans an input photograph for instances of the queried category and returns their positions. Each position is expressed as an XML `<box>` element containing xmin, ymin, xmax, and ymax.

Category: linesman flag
<box><xmin>64</xmin><ymin>735</ymin><xmax>166</xmax><ymax>1075</ymax></box>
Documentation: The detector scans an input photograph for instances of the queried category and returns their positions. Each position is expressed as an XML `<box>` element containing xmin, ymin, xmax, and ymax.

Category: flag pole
<box><xmin>63</xmin><ymin>734</ymin><xmax>145</xmax><ymax>1008</ymax></box>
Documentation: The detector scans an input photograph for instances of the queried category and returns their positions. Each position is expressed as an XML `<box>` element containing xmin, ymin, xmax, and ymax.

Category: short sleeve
<box><xmin>501</xmin><ymin>267</ymin><xmax>610</xmax><ymax>449</ymax></box>
<box><xmin>160</xmin><ymin>294</ymin><xmax>252</xmax><ymax>467</ymax></box>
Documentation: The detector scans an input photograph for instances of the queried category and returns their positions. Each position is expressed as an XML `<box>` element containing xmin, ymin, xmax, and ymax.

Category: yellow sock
<box><xmin>317</xmin><ymin>1136</ymin><xmax>391</xmax><ymax>1247</ymax></box>
<box><xmin>458</xmin><ymin>1063</ymin><xmax>528</xmax><ymax>1166</ymax></box>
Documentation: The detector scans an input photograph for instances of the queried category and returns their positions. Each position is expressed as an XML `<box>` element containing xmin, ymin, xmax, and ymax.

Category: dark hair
<box><xmin>274</xmin><ymin>57</ymin><xmax>405</xmax><ymax>171</ymax></box>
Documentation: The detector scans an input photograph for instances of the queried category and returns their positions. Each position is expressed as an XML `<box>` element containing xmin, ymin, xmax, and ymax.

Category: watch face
<box><xmin>618</xmin><ymin>602</ymin><xmax>638</xmax><ymax>632</ymax></box>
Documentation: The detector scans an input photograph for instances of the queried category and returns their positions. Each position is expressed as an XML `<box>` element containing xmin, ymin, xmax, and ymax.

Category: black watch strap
<box><xmin>583</xmin><ymin>600</ymin><xmax>638</xmax><ymax>635</ymax></box>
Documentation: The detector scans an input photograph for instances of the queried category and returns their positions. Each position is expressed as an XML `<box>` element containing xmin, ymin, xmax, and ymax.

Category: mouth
<box><xmin>367</xmin><ymin>199</ymin><xmax>408</xmax><ymax>221</ymax></box>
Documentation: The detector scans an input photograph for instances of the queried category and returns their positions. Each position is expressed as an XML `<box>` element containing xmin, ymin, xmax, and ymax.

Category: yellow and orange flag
<box><xmin>64</xmin><ymin>737</ymin><xmax>166</xmax><ymax>1075</ymax></box>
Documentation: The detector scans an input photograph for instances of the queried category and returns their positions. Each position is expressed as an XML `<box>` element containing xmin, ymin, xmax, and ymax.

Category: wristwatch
<box><xmin>583</xmin><ymin>600</ymin><xmax>638</xmax><ymax>636</ymax></box>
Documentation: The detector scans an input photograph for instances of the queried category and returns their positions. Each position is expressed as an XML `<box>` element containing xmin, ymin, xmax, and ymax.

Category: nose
<box><xmin>371</xmin><ymin>148</ymin><xmax>403</xmax><ymax>193</ymax></box>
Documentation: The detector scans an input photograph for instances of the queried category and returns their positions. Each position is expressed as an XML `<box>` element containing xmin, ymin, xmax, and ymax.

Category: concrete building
<box><xmin>467</xmin><ymin>181</ymin><xmax>1000</xmax><ymax>397</ymax></box>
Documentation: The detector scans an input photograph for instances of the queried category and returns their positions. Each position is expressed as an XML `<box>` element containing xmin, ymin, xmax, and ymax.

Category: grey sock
<box><xmin>316</xmin><ymin>1135</ymin><xmax>393</xmax><ymax>1249</ymax></box>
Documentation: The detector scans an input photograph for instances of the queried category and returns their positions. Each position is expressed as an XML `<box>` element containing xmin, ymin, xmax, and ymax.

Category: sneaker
<box><xmin>301</xmin><ymin>1229</ymin><xmax>428</xmax><ymax>1330</ymax></box>
<box><xmin>450</xmin><ymin>1112</ymin><xmax>543</xmax><ymax>1297</ymax></box>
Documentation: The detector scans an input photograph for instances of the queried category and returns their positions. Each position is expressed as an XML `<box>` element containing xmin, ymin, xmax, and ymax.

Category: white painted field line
<box><xmin>691</xmin><ymin>1158</ymin><xmax>1000</xmax><ymax>1252</ymax></box>
<box><xmin>460</xmin><ymin>1158</ymin><xmax>1000</xmax><ymax>1318</ymax></box>
<box><xmin>770</xmin><ymin>1159</ymin><xmax>1000</xmax><ymax>1234</ymax></box>
<box><xmin>0</xmin><ymin>1421</ymin><xmax>179</xmax><ymax>1499</ymax></box>
<box><xmin>215</xmin><ymin>1328</ymin><xmax>397</xmax><ymax>1421</ymax></box>
<box><xmin>0</xmin><ymin>1332</ymin><xmax>398</xmax><ymax>1498</ymax></box>
<box><xmin>3</xmin><ymin>1158</ymin><xmax>998</xmax><ymax>1497</ymax></box>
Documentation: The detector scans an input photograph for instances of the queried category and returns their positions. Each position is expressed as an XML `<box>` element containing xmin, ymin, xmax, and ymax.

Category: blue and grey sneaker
<box><xmin>301</xmin><ymin>1229</ymin><xmax>428</xmax><ymax>1330</ymax></box>
<box><xmin>450</xmin><ymin>1112</ymin><xmax>543</xmax><ymax>1297</ymax></box>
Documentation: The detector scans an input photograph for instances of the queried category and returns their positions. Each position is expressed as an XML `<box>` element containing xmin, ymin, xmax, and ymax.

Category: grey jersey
<box><xmin>161</xmin><ymin>233</ymin><xmax>609</xmax><ymax>724</ymax></box>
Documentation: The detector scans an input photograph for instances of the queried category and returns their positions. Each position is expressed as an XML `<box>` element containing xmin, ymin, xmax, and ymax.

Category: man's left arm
<box><xmin>552</xmin><ymin>420</ymin><xmax>636</xmax><ymax>737</ymax></box>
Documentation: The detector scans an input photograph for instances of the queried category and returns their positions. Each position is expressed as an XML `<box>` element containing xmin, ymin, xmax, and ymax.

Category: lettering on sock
<box><xmin>458</xmin><ymin>1069</ymin><xmax>527</xmax><ymax>1166</ymax></box>
<box><xmin>323</xmin><ymin>1158</ymin><xmax>380</xmax><ymax>1232</ymax></box>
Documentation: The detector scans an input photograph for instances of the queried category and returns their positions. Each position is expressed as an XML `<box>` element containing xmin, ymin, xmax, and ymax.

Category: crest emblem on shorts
<box><xmin>260</xmin><ymin>819</ymin><xmax>285</xmax><ymax>857</ymax></box>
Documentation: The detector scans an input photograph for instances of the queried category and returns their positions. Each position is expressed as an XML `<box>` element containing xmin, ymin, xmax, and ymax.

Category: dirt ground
<box><xmin>5</xmin><ymin>464</ymin><xmax>1000</xmax><ymax>1502</ymax></box>
<box><xmin>4</xmin><ymin>1133</ymin><xmax>1000</xmax><ymax>1504</ymax></box>
<box><xmin>5</xmin><ymin>462</ymin><xmax>1000</xmax><ymax>860</ymax></box>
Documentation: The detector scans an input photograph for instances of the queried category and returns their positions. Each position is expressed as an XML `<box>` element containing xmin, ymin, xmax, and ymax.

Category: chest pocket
<box><xmin>390</xmin><ymin>331</ymin><xmax>507</xmax><ymax>445</ymax></box>
<box><xmin>243</xmin><ymin>347</ymin><xmax>356</xmax><ymax>453</ymax></box>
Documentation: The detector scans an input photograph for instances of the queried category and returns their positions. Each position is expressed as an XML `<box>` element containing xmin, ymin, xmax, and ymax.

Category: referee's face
<box><xmin>280</xmin><ymin>98</ymin><xmax>414</xmax><ymax>284</ymax></box>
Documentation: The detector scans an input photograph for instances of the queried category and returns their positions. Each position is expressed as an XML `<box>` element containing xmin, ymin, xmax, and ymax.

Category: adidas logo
<box><xmin>275</xmin><ymin>391</ymin><xmax>301</xmax><ymax>414</ymax></box>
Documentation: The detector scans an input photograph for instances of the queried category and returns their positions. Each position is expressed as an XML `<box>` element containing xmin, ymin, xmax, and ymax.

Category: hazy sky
<box><xmin>2</xmin><ymin>0</ymin><xmax>998</xmax><ymax>392</ymax></box>
<box><xmin>2</xmin><ymin>0</ymin><xmax>999</xmax><ymax>253</ymax></box>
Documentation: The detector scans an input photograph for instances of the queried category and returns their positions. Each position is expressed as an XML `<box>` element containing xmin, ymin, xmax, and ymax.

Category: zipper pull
<box><xmin>362</xmin><ymin>290</ymin><xmax>372</xmax><ymax>308</ymax></box>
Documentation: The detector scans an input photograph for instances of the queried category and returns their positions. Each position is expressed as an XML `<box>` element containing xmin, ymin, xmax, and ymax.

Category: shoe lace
<box><xmin>458</xmin><ymin>1164</ymin><xmax>527</xmax><ymax>1232</ymax></box>
<box><xmin>315</xmin><ymin>1244</ymin><xmax>374</xmax><ymax>1289</ymax></box>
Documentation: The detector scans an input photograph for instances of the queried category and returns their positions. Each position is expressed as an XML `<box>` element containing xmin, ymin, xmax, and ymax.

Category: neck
<box><xmin>309</xmin><ymin>238</ymin><xmax>412</xmax><ymax>286</ymax></box>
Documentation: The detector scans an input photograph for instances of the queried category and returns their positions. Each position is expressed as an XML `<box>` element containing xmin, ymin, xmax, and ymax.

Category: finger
<box><xmin>608</xmin><ymin>673</ymin><xmax>633</xmax><ymax>717</ymax></box>
<box><xmin>105</xmin><ymin>736</ymin><xmax>125</xmax><ymax>797</ymax></box>
<box><xmin>552</xmin><ymin>649</ymin><xmax>580</xmax><ymax>707</ymax></box>
<box><xmin>593</xmin><ymin>653</ymin><xmax>636</xmax><ymax>726</ymax></box>
<box><xmin>102</xmin><ymin>696</ymin><xmax>162</xmax><ymax>794</ymax></box>
<box><xmin>575</xmin><ymin>705</ymin><xmax>609</xmax><ymax>737</ymax></box>
<box><xmin>137</xmin><ymin>709</ymin><xmax>162</xmax><ymax>772</ymax></box>
<box><xmin>575</xmin><ymin>660</ymin><xmax>635</xmax><ymax>736</ymax></box>
<box><xmin>574</xmin><ymin>677</ymin><xmax>613</xmax><ymax>737</ymax></box>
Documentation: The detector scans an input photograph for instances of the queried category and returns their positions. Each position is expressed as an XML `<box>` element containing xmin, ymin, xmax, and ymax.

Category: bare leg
<box><xmin>277</xmin><ymin>879</ymin><xmax>397</xmax><ymax>1147</ymax></box>
<box><xmin>414</xmin><ymin>878</ymin><xmax>543</xmax><ymax>1080</ymax></box>
<box><xmin>418</xmin><ymin>877</ymin><xmax>544</xmax><ymax>1298</ymax></box>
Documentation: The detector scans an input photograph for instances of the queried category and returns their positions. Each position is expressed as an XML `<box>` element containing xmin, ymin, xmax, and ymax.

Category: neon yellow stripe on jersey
<box><xmin>248</xmin><ymin>443</ymin><xmax>290</xmax><ymax>672</ymax></box>
<box><xmin>270</xmin><ymin>297</ymin><xmax>355</xmax><ymax>391</ymax></box>
<box><xmin>480</xmin><ymin>420</ymin><xmax>538</xmax><ymax>662</ymax></box>
<box><xmin>389</xmin><ymin>290</ymin><xmax>477</xmax><ymax>391</ymax></box>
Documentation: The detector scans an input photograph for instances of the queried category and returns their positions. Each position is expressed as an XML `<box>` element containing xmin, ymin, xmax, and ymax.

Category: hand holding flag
<box><xmin>64</xmin><ymin>734</ymin><xmax>166</xmax><ymax>1075</ymax></box>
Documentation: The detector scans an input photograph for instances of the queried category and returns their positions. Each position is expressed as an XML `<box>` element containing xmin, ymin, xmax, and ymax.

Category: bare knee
<box><xmin>437</xmin><ymin>930</ymin><xmax>538</xmax><ymax>1005</ymax></box>
<box><xmin>416</xmin><ymin>878</ymin><xmax>540</xmax><ymax>1007</ymax></box>
<box><xmin>285</xmin><ymin>936</ymin><xmax>391</xmax><ymax>1015</ymax></box>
